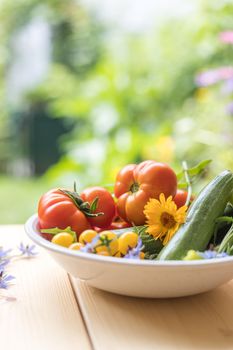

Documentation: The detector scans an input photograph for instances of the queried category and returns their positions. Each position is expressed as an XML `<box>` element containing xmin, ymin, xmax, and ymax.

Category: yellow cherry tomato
<box><xmin>118</xmin><ymin>231</ymin><xmax>138</xmax><ymax>255</ymax></box>
<box><xmin>69</xmin><ymin>242</ymin><xmax>84</xmax><ymax>250</ymax></box>
<box><xmin>113</xmin><ymin>251</ymin><xmax>122</xmax><ymax>258</ymax></box>
<box><xmin>94</xmin><ymin>231</ymin><xmax>118</xmax><ymax>256</ymax></box>
<box><xmin>99</xmin><ymin>231</ymin><xmax>117</xmax><ymax>240</ymax></box>
<box><xmin>52</xmin><ymin>232</ymin><xmax>74</xmax><ymax>247</ymax></box>
<box><xmin>95</xmin><ymin>245</ymin><xmax>108</xmax><ymax>253</ymax></box>
<box><xmin>183</xmin><ymin>250</ymin><xmax>203</xmax><ymax>261</ymax></box>
<box><xmin>79</xmin><ymin>229</ymin><xmax>97</xmax><ymax>244</ymax></box>
<box><xmin>140</xmin><ymin>252</ymin><xmax>145</xmax><ymax>259</ymax></box>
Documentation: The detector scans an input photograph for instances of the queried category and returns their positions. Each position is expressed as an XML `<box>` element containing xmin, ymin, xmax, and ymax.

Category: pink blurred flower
<box><xmin>219</xmin><ymin>31</ymin><xmax>233</xmax><ymax>44</ymax></box>
<box><xmin>196</xmin><ymin>67</ymin><xmax>233</xmax><ymax>87</ymax></box>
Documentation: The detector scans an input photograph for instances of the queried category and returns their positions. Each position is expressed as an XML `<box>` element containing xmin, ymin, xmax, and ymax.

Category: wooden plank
<box><xmin>71</xmin><ymin>276</ymin><xmax>233</xmax><ymax>350</ymax></box>
<box><xmin>0</xmin><ymin>226</ymin><xmax>91</xmax><ymax>350</ymax></box>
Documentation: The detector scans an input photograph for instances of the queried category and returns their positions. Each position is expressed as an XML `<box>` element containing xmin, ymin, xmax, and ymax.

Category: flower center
<box><xmin>160</xmin><ymin>212</ymin><xmax>176</xmax><ymax>229</ymax></box>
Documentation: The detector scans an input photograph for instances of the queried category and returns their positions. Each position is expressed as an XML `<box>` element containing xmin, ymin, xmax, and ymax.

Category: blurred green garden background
<box><xmin>0</xmin><ymin>0</ymin><xmax>233</xmax><ymax>223</ymax></box>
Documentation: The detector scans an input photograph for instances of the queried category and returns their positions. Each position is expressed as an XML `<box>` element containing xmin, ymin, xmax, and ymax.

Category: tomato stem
<box><xmin>130</xmin><ymin>182</ymin><xmax>140</xmax><ymax>193</ymax></box>
<box><xmin>59</xmin><ymin>188</ymin><xmax>104</xmax><ymax>217</ymax></box>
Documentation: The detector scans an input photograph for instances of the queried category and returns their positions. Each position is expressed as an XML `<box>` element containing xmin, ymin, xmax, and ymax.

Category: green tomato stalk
<box><xmin>40</xmin><ymin>226</ymin><xmax>78</xmax><ymax>242</ymax></box>
<box><xmin>182</xmin><ymin>161</ymin><xmax>193</xmax><ymax>207</ymax></box>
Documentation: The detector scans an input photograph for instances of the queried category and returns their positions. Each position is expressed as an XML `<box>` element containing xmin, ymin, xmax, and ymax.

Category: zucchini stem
<box><xmin>182</xmin><ymin>161</ymin><xmax>192</xmax><ymax>207</ymax></box>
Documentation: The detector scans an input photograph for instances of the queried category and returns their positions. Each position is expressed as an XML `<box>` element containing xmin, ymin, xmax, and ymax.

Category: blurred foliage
<box><xmin>0</xmin><ymin>0</ymin><xmax>103</xmax><ymax>171</ymax></box>
<box><xmin>0</xmin><ymin>176</ymin><xmax>52</xmax><ymax>223</ymax></box>
<box><xmin>0</xmin><ymin>0</ymin><xmax>233</xmax><ymax>222</ymax></box>
<box><xmin>41</xmin><ymin>0</ymin><xmax>233</xmax><ymax>189</ymax></box>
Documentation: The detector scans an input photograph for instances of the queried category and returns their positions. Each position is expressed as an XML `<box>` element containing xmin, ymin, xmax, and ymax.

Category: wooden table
<box><xmin>1</xmin><ymin>226</ymin><xmax>233</xmax><ymax>350</ymax></box>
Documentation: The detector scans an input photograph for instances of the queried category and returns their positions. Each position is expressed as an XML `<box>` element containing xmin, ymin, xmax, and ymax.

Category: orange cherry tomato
<box><xmin>114</xmin><ymin>160</ymin><xmax>177</xmax><ymax>225</ymax></box>
<box><xmin>38</xmin><ymin>189</ymin><xmax>91</xmax><ymax>239</ymax></box>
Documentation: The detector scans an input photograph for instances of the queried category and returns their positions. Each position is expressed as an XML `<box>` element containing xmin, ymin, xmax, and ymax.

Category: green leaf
<box><xmin>90</xmin><ymin>197</ymin><xmax>99</xmax><ymax>212</ymax></box>
<box><xmin>178</xmin><ymin>182</ymin><xmax>188</xmax><ymax>189</ymax></box>
<box><xmin>59</xmin><ymin>189</ymin><xmax>83</xmax><ymax>206</ymax></box>
<box><xmin>187</xmin><ymin>159</ymin><xmax>212</xmax><ymax>177</ymax></box>
<box><xmin>79</xmin><ymin>201</ymin><xmax>90</xmax><ymax>210</ymax></box>
<box><xmin>144</xmin><ymin>252</ymin><xmax>158</xmax><ymax>260</ymax></box>
<box><xmin>177</xmin><ymin>159</ymin><xmax>212</xmax><ymax>181</ymax></box>
<box><xmin>140</xmin><ymin>231</ymin><xmax>163</xmax><ymax>255</ymax></box>
<box><xmin>133</xmin><ymin>226</ymin><xmax>147</xmax><ymax>235</ymax></box>
<box><xmin>40</xmin><ymin>226</ymin><xmax>77</xmax><ymax>242</ymax></box>
<box><xmin>176</xmin><ymin>171</ymin><xmax>184</xmax><ymax>181</ymax></box>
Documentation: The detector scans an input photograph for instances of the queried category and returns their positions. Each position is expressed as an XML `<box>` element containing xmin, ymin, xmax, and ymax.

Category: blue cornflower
<box><xmin>0</xmin><ymin>248</ymin><xmax>11</xmax><ymax>259</ymax></box>
<box><xmin>124</xmin><ymin>237</ymin><xmax>143</xmax><ymax>260</ymax></box>
<box><xmin>18</xmin><ymin>243</ymin><xmax>38</xmax><ymax>257</ymax></box>
<box><xmin>216</xmin><ymin>252</ymin><xmax>229</xmax><ymax>258</ymax></box>
<box><xmin>80</xmin><ymin>242</ymin><xmax>94</xmax><ymax>253</ymax></box>
<box><xmin>80</xmin><ymin>235</ymin><xmax>100</xmax><ymax>253</ymax></box>
<box><xmin>0</xmin><ymin>259</ymin><xmax>10</xmax><ymax>270</ymax></box>
<box><xmin>0</xmin><ymin>270</ymin><xmax>15</xmax><ymax>289</ymax></box>
<box><xmin>198</xmin><ymin>250</ymin><xmax>229</xmax><ymax>259</ymax></box>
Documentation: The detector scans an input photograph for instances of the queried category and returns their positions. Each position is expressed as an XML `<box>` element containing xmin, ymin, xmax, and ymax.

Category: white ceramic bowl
<box><xmin>25</xmin><ymin>214</ymin><xmax>233</xmax><ymax>298</ymax></box>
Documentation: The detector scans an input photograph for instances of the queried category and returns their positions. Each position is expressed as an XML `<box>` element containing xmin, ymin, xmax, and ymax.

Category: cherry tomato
<box><xmin>108</xmin><ymin>216</ymin><xmax>131</xmax><ymax>230</ymax></box>
<box><xmin>118</xmin><ymin>232</ymin><xmax>138</xmax><ymax>255</ymax></box>
<box><xmin>114</xmin><ymin>251</ymin><xmax>122</xmax><ymax>258</ymax></box>
<box><xmin>81</xmin><ymin>187</ymin><xmax>116</xmax><ymax>228</ymax></box>
<box><xmin>52</xmin><ymin>232</ymin><xmax>74</xmax><ymax>247</ymax></box>
<box><xmin>79</xmin><ymin>229</ymin><xmax>97</xmax><ymax>244</ymax></box>
<box><xmin>140</xmin><ymin>252</ymin><xmax>145</xmax><ymax>259</ymax></box>
<box><xmin>38</xmin><ymin>189</ymin><xmax>91</xmax><ymax>239</ymax></box>
<box><xmin>69</xmin><ymin>242</ymin><xmax>84</xmax><ymax>250</ymax></box>
<box><xmin>94</xmin><ymin>231</ymin><xmax>118</xmax><ymax>255</ymax></box>
<box><xmin>173</xmin><ymin>189</ymin><xmax>194</xmax><ymax>208</ymax></box>
<box><xmin>114</xmin><ymin>160</ymin><xmax>177</xmax><ymax>225</ymax></box>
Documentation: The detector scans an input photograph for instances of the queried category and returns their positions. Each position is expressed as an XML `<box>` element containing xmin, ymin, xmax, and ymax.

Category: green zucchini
<box><xmin>158</xmin><ymin>170</ymin><xmax>233</xmax><ymax>260</ymax></box>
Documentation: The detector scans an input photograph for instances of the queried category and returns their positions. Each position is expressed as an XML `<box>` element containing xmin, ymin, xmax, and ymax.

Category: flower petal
<box><xmin>159</xmin><ymin>193</ymin><xmax>166</xmax><ymax>205</ymax></box>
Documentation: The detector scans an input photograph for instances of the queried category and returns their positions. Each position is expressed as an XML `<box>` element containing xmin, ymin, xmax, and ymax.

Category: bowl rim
<box><xmin>25</xmin><ymin>214</ymin><xmax>233</xmax><ymax>268</ymax></box>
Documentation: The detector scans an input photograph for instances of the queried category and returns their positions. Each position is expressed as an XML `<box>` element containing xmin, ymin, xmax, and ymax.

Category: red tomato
<box><xmin>173</xmin><ymin>189</ymin><xmax>194</xmax><ymax>208</ymax></box>
<box><xmin>108</xmin><ymin>216</ymin><xmax>131</xmax><ymax>230</ymax></box>
<box><xmin>94</xmin><ymin>220</ymin><xmax>130</xmax><ymax>232</ymax></box>
<box><xmin>114</xmin><ymin>160</ymin><xmax>177</xmax><ymax>225</ymax></box>
<box><xmin>81</xmin><ymin>186</ymin><xmax>116</xmax><ymax>228</ymax></box>
<box><xmin>38</xmin><ymin>189</ymin><xmax>91</xmax><ymax>239</ymax></box>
